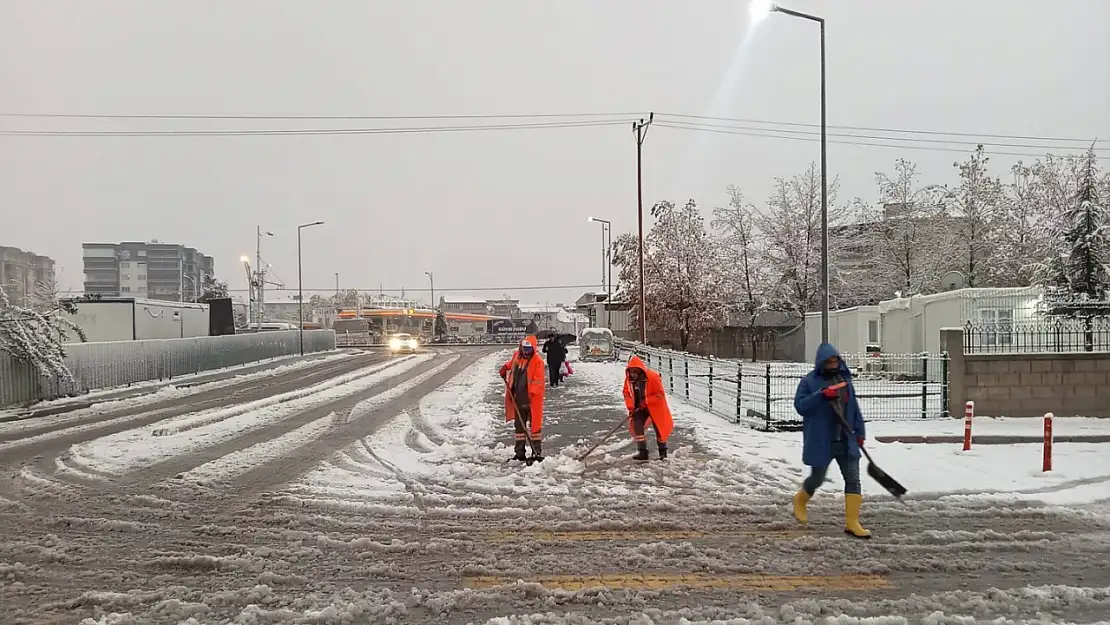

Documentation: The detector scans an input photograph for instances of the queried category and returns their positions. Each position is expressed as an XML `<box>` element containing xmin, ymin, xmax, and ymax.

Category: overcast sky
<box><xmin>1</xmin><ymin>0</ymin><xmax>1107</xmax><ymax>306</ymax></box>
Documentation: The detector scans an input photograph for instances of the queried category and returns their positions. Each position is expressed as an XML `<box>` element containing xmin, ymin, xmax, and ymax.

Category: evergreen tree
<box><xmin>1060</xmin><ymin>147</ymin><xmax>1110</xmax><ymax>302</ymax></box>
<box><xmin>434</xmin><ymin>309</ymin><xmax>448</xmax><ymax>337</ymax></box>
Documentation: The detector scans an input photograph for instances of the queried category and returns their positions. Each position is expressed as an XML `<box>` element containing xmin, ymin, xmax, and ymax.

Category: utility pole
<box><xmin>254</xmin><ymin>226</ymin><xmax>274</xmax><ymax>326</ymax></box>
<box><xmin>633</xmin><ymin>112</ymin><xmax>654</xmax><ymax>344</ymax></box>
<box><xmin>335</xmin><ymin>273</ymin><xmax>339</xmax><ymax>298</ymax></box>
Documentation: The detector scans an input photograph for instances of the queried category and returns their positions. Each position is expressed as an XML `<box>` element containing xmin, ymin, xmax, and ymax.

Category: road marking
<box><xmin>462</xmin><ymin>572</ymin><xmax>892</xmax><ymax>591</ymax></box>
<box><xmin>482</xmin><ymin>527</ymin><xmax>812</xmax><ymax>542</ymax></box>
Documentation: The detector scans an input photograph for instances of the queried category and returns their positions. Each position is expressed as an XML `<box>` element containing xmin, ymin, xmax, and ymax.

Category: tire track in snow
<box><xmin>0</xmin><ymin>352</ymin><xmax>388</xmax><ymax>462</ymax></box>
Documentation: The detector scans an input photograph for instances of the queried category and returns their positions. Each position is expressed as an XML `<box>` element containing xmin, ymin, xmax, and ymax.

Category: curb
<box><xmin>875</xmin><ymin>434</ymin><xmax>1110</xmax><ymax>444</ymax></box>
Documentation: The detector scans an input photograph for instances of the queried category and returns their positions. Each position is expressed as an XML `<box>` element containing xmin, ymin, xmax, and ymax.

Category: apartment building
<box><xmin>82</xmin><ymin>241</ymin><xmax>214</xmax><ymax>302</ymax></box>
<box><xmin>0</xmin><ymin>246</ymin><xmax>55</xmax><ymax>306</ymax></box>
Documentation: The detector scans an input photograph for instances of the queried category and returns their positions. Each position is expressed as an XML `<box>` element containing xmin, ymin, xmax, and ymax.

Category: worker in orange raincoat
<box><xmin>499</xmin><ymin>335</ymin><xmax>547</xmax><ymax>462</ymax></box>
<box><xmin>623</xmin><ymin>355</ymin><xmax>674</xmax><ymax>461</ymax></box>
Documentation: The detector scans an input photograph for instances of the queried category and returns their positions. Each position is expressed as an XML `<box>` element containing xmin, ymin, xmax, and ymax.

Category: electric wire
<box><xmin>2</xmin><ymin>109</ymin><xmax>1102</xmax><ymax>145</ymax></box>
<box><xmin>653</xmin><ymin>121</ymin><xmax>1101</xmax><ymax>159</ymax></box>
<box><xmin>222</xmin><ymin>283</ymin><xmax>605</xmax><ymax>294</ymax></box>
<box><xmin>0</xmin><ymin>118</ymin><xmax>630</xmax><ymax>137</ymax></box>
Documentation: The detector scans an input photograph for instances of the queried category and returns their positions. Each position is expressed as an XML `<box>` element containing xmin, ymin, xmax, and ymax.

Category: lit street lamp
<box><xmin>297</xmin><ymin>221</ymin><xmax>325</xmax><ymax>355</ymax></box>
<box><xmin>750</xmin><ymin>0</ymin><xmax>830</xmax><ymax>343</ymax></box>
<box><xmin>587</xmin><ymin>216</ymin><xmax>612</xmax><ymax>329</ymax></box>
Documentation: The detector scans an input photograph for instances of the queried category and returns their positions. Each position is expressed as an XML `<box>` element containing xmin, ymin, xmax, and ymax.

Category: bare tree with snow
<box><xmin>991</xmin><ymin>161</ymin><xmax>1051</xmax><ymax>286</ymax></box>
<box><xmin>712</xmin><ymin>185</ymin><xmax>771</xmax><ymax>359</ymax></box>
<box><xmin>854</xmin><ymin>159</ymin><xmax>948</xmax><ymax>298</ymax></box>
<box><xmin>753</xmin><ymin>163</ymin><xmax>851</xmax><ymax>317</ymax></box>
<box><xmin>612</xmin><ymin>200</ymin><xmax>726</xmax><ymax>349</ymax></box>
<box><xmin>942</xmin><ymin>145</ymin><xmax>1004</xmax><ymax>287</ymax></box>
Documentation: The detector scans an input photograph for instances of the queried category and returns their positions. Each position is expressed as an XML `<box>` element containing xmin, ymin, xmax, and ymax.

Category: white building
<box><xmin>61</xmin><ymin>297</ymin><xmax>210</xmax><ymax>343</ymax></box>
<box><xmin>878</xmin><ymin>287</ymin><xmax>1042</xmax><ymax>356</ymax></box>
<box><xmin>804</xmin><ymin>306</ymin><xmax>881</xmax><ymax>359</ymax></box>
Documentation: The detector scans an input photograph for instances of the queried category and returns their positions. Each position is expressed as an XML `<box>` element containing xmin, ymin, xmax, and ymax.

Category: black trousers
<box><xmin>547</xmin><ymin>360</ymin><xmax>563</xmax><ymax>386</ymax></box>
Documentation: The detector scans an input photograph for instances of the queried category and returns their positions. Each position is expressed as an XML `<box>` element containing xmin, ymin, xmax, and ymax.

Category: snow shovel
<box><xmin>829</xmin><ymin>390</ymin><xmax>908</xmax><ymax>500</ymax></box>
<box><xmin>575</xmin><ymin>413</ymin><xmax>631</xmax><ymax>462</ymax></box>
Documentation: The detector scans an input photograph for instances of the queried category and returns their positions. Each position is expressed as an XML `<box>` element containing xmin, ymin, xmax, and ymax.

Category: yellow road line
<box><xmin>482</xmin><ymin>528</ymin><xmax>811</xmax><ymax>542</ymax></box>
<box><xmin>462</xmin><ymin>572</ymin><xmax>892</xmax><ymax>592</ymax></box>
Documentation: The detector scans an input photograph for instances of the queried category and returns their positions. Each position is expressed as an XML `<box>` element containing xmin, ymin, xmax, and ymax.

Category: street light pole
<box><xmin>588</xmin><ymin>216</ymin><xmax>613</xmax><ymax>330</ymax></box>
<box><xmin>297</xmin><ymin>221</ymin><xmax>325</xmax><ymax>355</ymax></box>
<box><xmin>425</xmin><ymin>271</ymin><xmax>435</xmax><ymax>311</ymax></box>
<box><xmin>633</xmin><ymin>112</ymin><xmax>654</xmax><ymax>344</ymax></box>
<box><xmin>759</xmin><ymin>3</ymin><xmax>829</xmax><ymax>344</ymax></box>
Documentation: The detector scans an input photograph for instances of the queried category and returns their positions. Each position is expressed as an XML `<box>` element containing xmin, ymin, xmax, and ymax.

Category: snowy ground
<box><xmin>1</xmin><ymin>349</ymin><xmax>1108</xmax><ymax>624</ymax></box>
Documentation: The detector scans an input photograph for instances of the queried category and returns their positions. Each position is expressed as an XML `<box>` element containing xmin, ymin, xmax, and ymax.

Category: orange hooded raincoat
<box><xmin>623</xmin><ymin>355</ymin><xmax>674</xmax><ymax>443</ymax></box>
<box><xmin>498</xmin><ymin>335</ymin><xmax>546</xmax><ymax>436</ymax></box>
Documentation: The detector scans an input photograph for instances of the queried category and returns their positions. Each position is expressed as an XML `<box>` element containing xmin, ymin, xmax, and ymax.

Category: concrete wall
<box><xmin>942</xmin><ymin>328</ymin><xmax>1110</xmax><ymax>418</ymax></box>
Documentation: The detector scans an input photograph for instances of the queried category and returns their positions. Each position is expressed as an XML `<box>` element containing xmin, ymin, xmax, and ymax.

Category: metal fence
<box><xmin>964</xmin><ymin>317</ymin><xmax>1110</xmax><ymax>354</ymax></box>
<box><xmin>0</xmin><ymin>330</ymin><xmax>337</xmax><ymax>408</ymax></box>
<box><xmin>615</xmin><ymin>341</ymin><xmax>949</xmax><ymax>431</ymax></box>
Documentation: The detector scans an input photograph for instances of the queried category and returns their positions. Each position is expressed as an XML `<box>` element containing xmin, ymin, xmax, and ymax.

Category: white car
<box><xmin>389</xmin><ymin>333</ymin><xmax>419</xmax><ymax>354</ymax></box>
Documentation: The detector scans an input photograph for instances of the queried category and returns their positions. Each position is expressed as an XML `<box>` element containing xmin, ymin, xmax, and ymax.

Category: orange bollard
<box><xmin>963</xmin><ymin>401</ymin><xmax>974</xmax><ymax>451</ymax></box>
<box><xmin>1043</xmin><ymin>412</ymin><xmax>1053</xmax><ymax>472</ymax></box>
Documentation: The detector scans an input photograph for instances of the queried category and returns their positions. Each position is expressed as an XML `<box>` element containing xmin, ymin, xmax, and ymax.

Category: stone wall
<box><xmin>941</xmin><ymin>329</ymin><xmax>1110</xmax><ymax>418</ymax></box>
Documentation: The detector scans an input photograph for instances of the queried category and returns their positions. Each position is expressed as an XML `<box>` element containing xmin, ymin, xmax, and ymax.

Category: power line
<box><xmin>0</xmin><ymin>118</ymin><xmax>631</xmax><ymax>137</ymax></box>
<box><xmin>0</xmin><ymin>111</ymin><xmax>644</xmax><ymax>121</ymax></box>
<box><xmin>655</xmin><ymin>117</ymin><xmax>1108</xmax><ymax>153</ymax></box>
<box><xmin>659</xmin><ymin>112</ymin><xmax>1108</xmax><ymax>145</ymax></box>
<box><xmin>224</xmin><ymin>283</ymin><xmax>605</xmax><ymax>294</ymax></box>
<box><xmin>1</xmin><ymin>109</ymin><xmax>1102</xmax><ymax>144</ymax></box>
<box><xmin>653</xmin><ymin>122</ymin><xmax>1102</xmax><ymax>159</ymax></box>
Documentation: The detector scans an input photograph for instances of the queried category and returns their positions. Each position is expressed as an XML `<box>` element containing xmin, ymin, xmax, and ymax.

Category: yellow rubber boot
<box><xmin>792</xmin><ymin>490</ymin><xmax>811</xmax><ymax>524</ymax></box>
<box><xmin>844</xmin><ymin>493</ymin><xmax>872</xmax><ymax>539</ymax></box>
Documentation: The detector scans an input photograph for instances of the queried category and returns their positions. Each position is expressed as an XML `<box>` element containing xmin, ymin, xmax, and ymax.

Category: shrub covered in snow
<box><xmin>0</xmin><ymin>284</ymin><xmax>85</xmax><ymax>384</ymax></box>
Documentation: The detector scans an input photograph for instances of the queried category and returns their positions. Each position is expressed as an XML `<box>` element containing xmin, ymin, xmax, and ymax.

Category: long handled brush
<box><xmin>829</xmin><ymin>394</ymin><xmax>908</xmax><ymax>499</ymax></box>
<box><xmin>575</xmin><ymin>414</ymin><xmax>631</xmax><ymax>462</ymax></box>
<box><xmin>505</xmin><ymin>382</ymin><xmax>541</xmax><ymax>466</ymax></box>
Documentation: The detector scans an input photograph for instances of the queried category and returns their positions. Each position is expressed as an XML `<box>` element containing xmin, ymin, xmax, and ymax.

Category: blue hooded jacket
<box><xmin>794</xmin><ymin>342</ymin><xmax>866</xmax><ymax>467</ymax></box>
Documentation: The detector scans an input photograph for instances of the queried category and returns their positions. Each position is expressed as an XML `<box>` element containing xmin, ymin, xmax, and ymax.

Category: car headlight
<box><xmin>410</xmin><ymin>340</ymin><xmax>419</xmax><ymax>348</ymax></box>
<box><xmin>390</xmin><ymin>339</ymin><xmax>401</xmax><ymax>349</ymax></box>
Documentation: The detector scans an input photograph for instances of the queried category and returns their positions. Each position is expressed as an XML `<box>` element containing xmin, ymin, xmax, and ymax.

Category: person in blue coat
<box><xmin>792</xmin><ymin>342</ymin><xmax>871</xmax><ymax>539</ymax></box>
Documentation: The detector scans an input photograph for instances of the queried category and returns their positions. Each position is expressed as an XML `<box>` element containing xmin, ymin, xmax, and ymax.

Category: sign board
<box><xmin>488</xmin><ymin>319</ymin><xmax>530</xmax><ymax>335</ymax></box>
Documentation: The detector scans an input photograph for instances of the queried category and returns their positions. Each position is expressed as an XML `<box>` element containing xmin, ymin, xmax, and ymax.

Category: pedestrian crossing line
<box><xmin>462</xmin><ymin>572</ymin><xmax>893</xmax><ymax>592</ymax></box>
<box><xmin>481</xmin><ymin>527</ymin><xmax>812</xmax><ymax>542</ymax></box>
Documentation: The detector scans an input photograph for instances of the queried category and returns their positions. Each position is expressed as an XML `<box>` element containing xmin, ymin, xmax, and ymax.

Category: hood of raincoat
<box><xmin>626</xmin><ymin>354</ymin><xmax>647</xmax><ymax>373</ymax></box>
<box><xmin>813</xmin><ymin>342</ymin><xmax>851</xmax><ymax>376</ymax></box>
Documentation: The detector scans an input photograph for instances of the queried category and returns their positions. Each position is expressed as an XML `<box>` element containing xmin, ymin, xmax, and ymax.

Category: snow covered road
<box><xmin>1</xmin><ymin>349</ymin><xmax>1108</xmax><ymax>624</ymax></box>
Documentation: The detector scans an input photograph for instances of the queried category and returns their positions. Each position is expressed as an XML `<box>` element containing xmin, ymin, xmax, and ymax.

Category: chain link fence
<box><xmin>1</xmin><ymin>330</ymin><xmax>336</xmax><ymax>408</ymax></box>
<box><xmin>615</xmin><ymin>340</ymin><xmax>949</xmax><ymax>430</ymax></box>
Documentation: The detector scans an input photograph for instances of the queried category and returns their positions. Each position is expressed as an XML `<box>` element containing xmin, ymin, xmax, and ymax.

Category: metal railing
<box><xmin>0</xmin><ymin>330</ymin><xmax>336</xmax><ymax>408</ymax></box>
<box><xmin>615</xmin><ymin>340</ymin><xmax>949</xmax><ymax>431</ymax></box>
<box><xmin>964</xmin><ymin>317</ymin><xmax>1110</xmax><ymax>354</ymax></box>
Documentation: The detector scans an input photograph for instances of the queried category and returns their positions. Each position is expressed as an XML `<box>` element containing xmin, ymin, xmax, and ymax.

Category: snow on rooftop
<box><xmin>439</xmin><ymin>295</ymin><xmax>488</xmax><ymax>304</ymax></box>
<box><xmin>556</xmin><ymin>310</ymin><xmax>589</xmax><ymax>323</ymax></box>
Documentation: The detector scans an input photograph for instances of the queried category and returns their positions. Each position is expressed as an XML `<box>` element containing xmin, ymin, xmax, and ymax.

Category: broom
<box><xmin>828</xmin><ymin>380</ymin><xmax>908</xmax><ymax>499</ymax></box>
<box><xmin>575</xmin><ymin>414</ymin><xmax>631</xmax><ymax>462</ymax></box>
